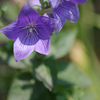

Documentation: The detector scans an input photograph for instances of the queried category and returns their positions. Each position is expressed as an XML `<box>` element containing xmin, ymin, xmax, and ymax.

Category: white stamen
<box><xmin>33</xmin><ymin>28</ymin><xmax>39</xmax><ymax>35</ymax></box>
<box><xmin>29</xmin><ymin>28</ymin><xmax>33</xmax><ymax>33</ymax></box>
<box><xmin>23</xmin><ymin>23</ymin><xmax>39</xmax><ymax>37</ymax></box>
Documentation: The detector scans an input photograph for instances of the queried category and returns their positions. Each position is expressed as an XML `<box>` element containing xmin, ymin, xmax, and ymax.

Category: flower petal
<box><xmin>18</xmin><ymin>2</ymin><xmax>39</xmax><ymax>24</ymax></box>
<box><xmin>53</xmin><ymin>12</ymin><xmax>65</xmax><ymax>34</ymax></box>
<box><xmin>0</xmin><ymin>20</ymin><xmax>18</xmax><ymax>40</ymax></box>
<box><xmin>54</xmin><ymin>1</ymin><xmax>79</xmax><ymax>23</ymax></box>
<box><xmin>64</xmin><ymin>1</ymin><xmax>79</xmax><ymax>22</ymax></box>
<box><xmin>39</xmin><ymin>16</ymin><xmax>58</xmax><ymax>35</ymax></box>
<box><xmin>14</xmin><ymin>31</ymin><xmax>39</xmax><ymax>62</ymax></box>
<box><xmin>69</xmin><ymin>0</ymin><xmax>88</xmax><ymax>4</ymax></box>
<box><xmin>36</xmin><ymin>24</ymin><xmax>50</xmax><ymax>40</ymax></box>
<box><xmin>52</xmin><ymin>1</ymin><xmax>79</xmax><ymax>33</ymax></box>
<box><xmin>33</xmin><ymin>22</ymin><xmax>51</xmax><ymax>55</ymax></box>
<box><xmin>48</xmin><ymin>0</ymin><xmax>61</xmax><ymax>9</ymax></box>
<box><xmin>35</xmin><ymin>38</ymin><xmax>50</xmax><ymax>55</ymax></box>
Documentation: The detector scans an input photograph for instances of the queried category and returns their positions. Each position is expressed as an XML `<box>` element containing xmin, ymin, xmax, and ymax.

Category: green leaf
<box><xmin>94</xmin><ymin>14</ymin><xmax>100</xmax><ymax>29</ymax></box>
<box><xmin>53</xmin><ymin>85</ymin><xmax>94</xmax><ymax>100</ymax></box>
<box><xmin>32</xmin><ymin>58</ymin><xmax>57</xmax><ymax>90</ymax></box>
<box><xmin>57</xmin><ymin>62</ymin><xmax>92</xmax><ymax>87</ymax></box>
<box><xmin>0</xmin><ymin>32</ymin><xmax>10</xmax><ymax>42</ymax></box>
<box><xmin>1</xmin><ymin>2</ymin><xmax>19</xmax><ymax>22</ymax></box>
<box><xmin>8</xmin><ymin>72</ymin><xmax>45</xmax><ymax>100</ymax></box>
<box><xmin>8</xmin><ymin>72</ymin><xmax>33</xmax><ymax>100</ymax></box>
<box><xmin>49</xmin><ymin>29</ymin><xmax>77</xmax><ymax>59</ymax></box>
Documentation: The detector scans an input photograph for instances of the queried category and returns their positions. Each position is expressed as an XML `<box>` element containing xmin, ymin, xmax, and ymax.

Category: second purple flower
<box><xmin>48</xmin><ymin>0</ymin><xmax>88</xmax><ymax>33</ymax></box>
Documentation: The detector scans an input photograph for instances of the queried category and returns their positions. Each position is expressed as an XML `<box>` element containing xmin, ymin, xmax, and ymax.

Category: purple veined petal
<box><xmin>31</xmin><ymin>22</ymin><xmax>50</xmax><ymax>54</ymax></box>
<box><xmin>54</xmin><ymin>1</ymin><xmax>79</xmax><ymax>23</ymax></box>
<box><xmin>44</xmin><ymin>12</ymin><xmax>64</xmax><ymax>34</ymax></box>
<box><xmin>53</xmin><ymin>11</ymin><xmax>65</xmax><ymax>34</ymax></box>
<box><xmin>68</xmin><ymin>0</ymin><xmax>88</xmax><ymax>4</ymax></box>
<box><xmin>35</xmin><ymin>38</ymin><xmax>50</xmax><ymax>55</ymax></box>
<box><xmin>18</xmin><ymin>2</ymin><xmax>39</xmax><ymax>24</ymax></box>
<box><xmin>0</xmin><ymin>20</ymin><xmax>18</xmax><ymax>40</ymax></box>
<box><xmin>36</xmin><ymin>22</ymin><xmax>50</xmax><ymax>40</ymax></box>
<box><xmin>14</xmin><ymin>31</ymin><xmax>39</xmax><ymax>62</ymax></box>
<box><xmin>48</xmin><ymin>0</ymin><xmax>61</xmax><ymax>9</ymax></box>
<box><xmin>26</xmin><ymin>0</ymin><xmax>41</xmax><ymax>8</ymax></box>
<box><xmin>64</xmin><ymin>1</ymin><xmax>79</xmax><ymax>22</ymax></box>
<box><xmin>34</xmin><ymin>25</ymin><xmax>51</xmax><ymax>55</ymax></box>
<box><xmin>38</xmin><ymin>15</ymin><xmax>58</xmax><ymax>35</ymax></box>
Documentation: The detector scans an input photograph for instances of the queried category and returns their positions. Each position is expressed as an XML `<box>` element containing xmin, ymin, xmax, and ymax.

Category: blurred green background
<box><xmin>0</xmin><ymin>0</ymin><xmax>100</xmax><ymax>100</ymax></box>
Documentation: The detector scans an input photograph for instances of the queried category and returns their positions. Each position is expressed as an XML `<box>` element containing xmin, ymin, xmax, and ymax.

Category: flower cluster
<box><xmin>0</xmin><ymin>0</ymin><xmax>88</xmax><ymax>62</ymax></box>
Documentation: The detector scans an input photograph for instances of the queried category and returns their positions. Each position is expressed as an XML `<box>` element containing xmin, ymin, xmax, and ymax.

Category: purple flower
<box><xmin>0</xmin><ymin>3</ymin><xmax>57</xmax><ymax>62</ymax></box>
<box><xmin>48</xmin><ymin>0</ymin><xmax>88</xmax><ymax>33</ymax></box>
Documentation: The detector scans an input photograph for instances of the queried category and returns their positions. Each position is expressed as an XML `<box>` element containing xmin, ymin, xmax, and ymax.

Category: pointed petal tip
<box><xmin>14</xmin><ymin>53</ymin><xmax>28</xmax><ymax>62</ymax></box>
<box><xmin>22</xmin><ymin>2</ymin><xmax>32</xmax><ymax>10</ymax></box>
<box><xmin>0</xmin><ymin>20</ymin><xmax>18</xmax><ymax>40</ymax></box>
<box><xmin>14</xmin><ymin>55</ymin><xmax>22</xmax><ymax>62</ymax></box>
<box><xmin>15</xmin><ymin>59</ymin><xmax>19</xmax><ymax>62</ymax></box>
<box><xmin>18</xmin><ymin>1</ymin><xmax>39</xmax><ymax>23</ymax></box>
<box><xmin>38</xmin><ymin>51</ymin><xmax>49</xmax><ymax>55</ymax></box>
<box><xmin>44</xmin><ymin>52</ymin><xmax>49</xmax><ymax>55</ymax></box>
<box><xmin>35</xmin><ymin>39</ymin><xmax>50</xmax><ymax>55</ymax></box>
<box><xmin>68</xmin><ymin>19</ymin><xmax>79</xmax><ymax>23</ymax></box>
<box><xmin>15</xmin><ymin>57</ymin><xmax>23</xmax><ymax>62</ymax></box>
<box><xmin>24</xmin><ymin>2</ymin><xmax>28</xmax><ymax>6</ymax></box>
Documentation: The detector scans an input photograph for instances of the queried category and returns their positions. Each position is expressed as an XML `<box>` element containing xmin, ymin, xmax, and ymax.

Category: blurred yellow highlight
<box><xmin>69</xmin><ymin>40</ymin><xmax>100</xmax><ymax>100</ymax></box>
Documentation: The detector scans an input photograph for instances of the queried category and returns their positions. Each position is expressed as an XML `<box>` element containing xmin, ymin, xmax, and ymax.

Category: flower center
<box><xmin>29</xmin><ymin>28</ymin><xmax>33</xmax><ymax>33</ymax></box>
<box><xmin>60</xmin><ymin>0</ymin><xmax>64</xmax><ymax>4</ymax></box>
<box><xmin>23</xmin><ymin>22</ymin><xmax>39</xmax><ymax>37</ymax></box>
